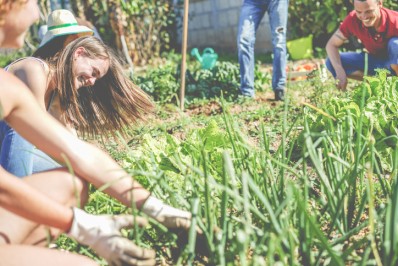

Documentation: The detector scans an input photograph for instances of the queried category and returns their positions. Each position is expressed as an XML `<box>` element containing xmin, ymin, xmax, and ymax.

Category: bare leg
<box><xmin>0</xmin><ymin>168</ymin><xmax>88</xmax><ymax>246</ymax></box>
<box><xmin>0</xmin><ymin>245</ymin><xmax>98</xmax><ymax>266</ymax></box>
<box><xmin>347</xmin><ymin>70</ymin><xmax>364</xmax><ymax>81</ymax></box>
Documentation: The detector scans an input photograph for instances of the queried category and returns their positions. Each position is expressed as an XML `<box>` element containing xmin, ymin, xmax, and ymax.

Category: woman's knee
<box><xmin>0</xmin><ymin>245</ymin><xmax>99</xmax><ymax>266</ymax></box>
<box><xmin>24</xmin><ymin>169</ymin><xmax>88</xmax><ymax>207</ymax></box>
<box><xmin>0</xmin><ymin>171</ymin><xmax>89</xmax><ymax>245</ymax></box>
<box><xmin>56</xmin><ymin>170</ymin><xmax>89</xmax><ymax>207</ymax></box>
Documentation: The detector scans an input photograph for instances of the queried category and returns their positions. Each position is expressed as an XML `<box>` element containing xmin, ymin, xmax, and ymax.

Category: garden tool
<box><xmin>190</xmin><ymin>47</ymin><xmax>218</xmax><ymax>70</ymax></box>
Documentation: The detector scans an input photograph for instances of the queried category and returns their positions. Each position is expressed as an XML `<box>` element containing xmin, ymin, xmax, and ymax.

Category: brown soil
<box><xmin>185</xmin><ymin>90</ymin><xmax>280</xmax><ymax>117</ymax></box>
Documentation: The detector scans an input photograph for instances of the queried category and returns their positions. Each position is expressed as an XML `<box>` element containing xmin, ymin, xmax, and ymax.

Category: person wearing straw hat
<box><xmin>40</xmin><ymin>9</ymin><xmax>94</xmax><ymax>46</ymax></box>
<box><xmin>0</xmin><ymin>6</ymin><xmax>193</xmax><ymax>231</ymax></box>
<box><xmin>0</xmin><ymin>5</ymin><xmax>193</xmax><ymax>250</ymax></box>
<box><xmin>0</xmin><ymin>9</ymin><xmax>96</xmax><ymax>177</ymax></box>
<box><xmin>35</xmin><ymin>9</ymin><xmax>96</xmax><ymax>59</ymax></box>
<box><xmin>0</xmin><ymin>9</ymin><xmax>152</xmax><ymax>177</ymax></box>
<box><xmin>0</xmin><ymin>1</ymin><xmax>159</xmax><ymax>265</ymax></box>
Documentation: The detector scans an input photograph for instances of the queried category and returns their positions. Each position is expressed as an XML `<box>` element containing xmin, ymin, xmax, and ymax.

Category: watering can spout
<box><xmin>190</xmin><ymin>48</ymin><xmax>202</xmax><ymax>63</ymax></box>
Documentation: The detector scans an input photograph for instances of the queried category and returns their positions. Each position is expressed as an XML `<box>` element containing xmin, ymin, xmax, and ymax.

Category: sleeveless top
<box><xmin>5</xmin><ymin>57</ymin><xmax>56</xmax><ymax>111</ymax></box>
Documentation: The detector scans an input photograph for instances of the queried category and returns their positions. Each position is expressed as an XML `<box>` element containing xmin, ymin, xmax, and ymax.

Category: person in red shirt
<box><xmin>325</xmin><ymin>0</ymin><xmax>398</xmax><ymax>90</ymax></box>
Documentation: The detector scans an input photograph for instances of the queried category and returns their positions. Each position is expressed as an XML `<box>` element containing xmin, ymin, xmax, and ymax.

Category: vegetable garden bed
<box><xmin>59</xmin><ymin>58</ymin><xmax>398</xmax><ymax>266</ymax></box>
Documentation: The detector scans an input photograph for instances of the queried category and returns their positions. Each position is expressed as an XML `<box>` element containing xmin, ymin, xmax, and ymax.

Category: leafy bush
<box><xmin>0</xmin><ymin>48</ymin><xmax>31</xmax><ymax>68</ymax></box>
<box><xmin>38</xmin><ymin>0</ymin><xmax>177</xmax><ymax>65</ymax></box>
<box><xmin>296</xmin><ymin>70</ymin><xmax>398</xmax><ymax>172</ymax></box>
<box><xmin>134</xmin><ymin>62</ymin><xmax>180</xmax><ymax>104</ymax></box>
<box><xmin>288</xmin><ymin>0</ymin><xmax>351</xmax><ymax>44</ymax></box>
<box><xmin>134</xmin><ymin>60</ymin><xmax>270</xmax><ymax>104</ymax></box>
<box><xmin>123</xmin><ymin>119</ymin><xmax>231</xmax><ymax>186</ymax></box>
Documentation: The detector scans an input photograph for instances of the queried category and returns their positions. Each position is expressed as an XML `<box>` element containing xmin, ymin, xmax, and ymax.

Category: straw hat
<box><xmin>39</xmin><ymin>9</ymin><xmax>93</xmax><ymax>47</ymax></box>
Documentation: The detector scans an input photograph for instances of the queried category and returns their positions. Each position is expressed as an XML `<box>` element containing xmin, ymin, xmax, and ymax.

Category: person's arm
<box><xmin>0</xmin><ymin>69</ymin><xmax>190</xmax><ymax>229</ymax></box>
<box><xmin>0</xmin><ymin>167</ymin><xmax>73</xmax><ymax>231</ymax></box>
<box><xmin>325</xmin><ymin>29</ymin><xmax>348</xmax><ymax>90</ymax></box>
<box><xmin>0</xmin><ymin>166</ymin><xmax>156</xmax><ymax>265</ymax></box>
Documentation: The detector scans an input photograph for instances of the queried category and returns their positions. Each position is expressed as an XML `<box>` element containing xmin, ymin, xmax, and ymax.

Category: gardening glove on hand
<box><xmin>67</xmin><ymin>208</ymin><xmax>156</xmax><ymax>266</ymax></box>
<box><xmin>141</xmin><ymin>196</ymin><xmax>191</xmax><ymax>230</ymax></box>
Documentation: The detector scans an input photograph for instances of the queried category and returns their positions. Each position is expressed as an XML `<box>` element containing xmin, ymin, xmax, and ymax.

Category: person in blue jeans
<box><xmin>237</xmin><ymin>0</ymin><xmax>289</xmax><ymax>101</ymax></box>
<box><xmin>325</xmin><ymin>0</ymin><xmax>398</xmax><ymax>90</ymax></box>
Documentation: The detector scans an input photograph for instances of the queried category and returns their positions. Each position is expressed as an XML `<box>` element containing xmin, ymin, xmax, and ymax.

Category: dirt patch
<box><xmin>185</xmin><ymin>90</ymin><xmax>281</xmax><ymax>117</ymax></box>
<box><xmin>185</xmin><ymin>100</ymin><xmax>223</xmax><ymax>116</ymax></box>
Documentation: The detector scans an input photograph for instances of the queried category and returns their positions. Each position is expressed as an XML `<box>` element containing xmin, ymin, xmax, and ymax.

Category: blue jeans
<box><xmin>0</xmin><ymin>121</ymin><xmax>60</xmax><ymax>177</ymax></box>
<box><xmin>237</xmin><ymin>0</ymin><xmax>289</xmax><ymax>97</ymax></box>
<box><xmin>326</xmin><ymin>37</ymin><xmax>398</xmax><ymax>77</ymax></box>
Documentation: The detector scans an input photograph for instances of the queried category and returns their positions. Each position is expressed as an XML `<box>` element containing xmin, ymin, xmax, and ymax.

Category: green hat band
<box><xmin>48</xmin><ymin>23</ymin><xmax>78</xmax><ymax>31</ymax></box>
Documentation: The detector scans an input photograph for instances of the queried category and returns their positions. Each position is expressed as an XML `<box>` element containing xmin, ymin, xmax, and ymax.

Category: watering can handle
<box><xmin>203</xmin><ymin>48</ymin><xmax>215</xmax><ymax>54</ymax></box>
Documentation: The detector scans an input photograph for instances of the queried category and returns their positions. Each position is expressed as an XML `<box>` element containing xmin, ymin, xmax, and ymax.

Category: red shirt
<box><xmin>339</xmin><ymin>8</ymin><xmax>398</xmax><ymax>55</ymax></box>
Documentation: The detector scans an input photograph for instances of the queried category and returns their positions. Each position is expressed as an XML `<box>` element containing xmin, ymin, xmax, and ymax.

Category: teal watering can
<box><xmin>191</xmin><ymin>47</ymin><xmax>218</xmax><ymax>70</ymax></box>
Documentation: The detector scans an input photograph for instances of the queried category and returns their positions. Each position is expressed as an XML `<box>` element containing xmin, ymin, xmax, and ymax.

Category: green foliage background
<box><xmin>4</xmin><ymin>0</ymin><xmax>398</xmax><ymax>67</ymax></box>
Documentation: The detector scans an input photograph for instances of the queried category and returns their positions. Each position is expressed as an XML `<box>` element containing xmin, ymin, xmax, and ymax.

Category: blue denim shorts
<box><xmin>0</xmin><ymin>121</ymin><xmax>60</xmax><ymax>177</ymax></box>
<box><xmin>326</xmin><ymin>37</ymin><xmax>398</xmax><ymax>77</ymax></box>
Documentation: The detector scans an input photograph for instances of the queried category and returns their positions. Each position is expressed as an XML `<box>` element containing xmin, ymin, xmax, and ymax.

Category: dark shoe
<box><xmin>274</xmin><ymin>90</ymin><xmax>284</xmax><ymax>101</ymax></box>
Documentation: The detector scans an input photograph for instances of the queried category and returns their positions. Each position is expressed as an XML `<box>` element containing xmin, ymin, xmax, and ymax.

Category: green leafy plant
<box><xmin>296</xmin><ymin>70</ymin><xmax>398</xmax><ymax>172</ymax></box>
<box><xmin>134</xmin><ymin>60</ymin><xmax>270</xmax><ymax>105</ymax></box>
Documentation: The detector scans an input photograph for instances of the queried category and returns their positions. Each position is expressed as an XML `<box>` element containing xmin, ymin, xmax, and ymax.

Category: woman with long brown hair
<box><xmin>0</xmin><ymin>3</ymin><xmax>190</xmax><ymax>265</ymax></box>
<box><xmin>0</xmin><ymin>9</ymin><xmax>154</xmax><ymax>176</ymax></box>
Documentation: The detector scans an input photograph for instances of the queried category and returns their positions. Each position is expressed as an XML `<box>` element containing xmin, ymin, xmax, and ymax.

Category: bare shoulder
<box><xmin>6</xmin><ymin>58</ymin><xmax>50</xmax><ymax>97</ymax></box>
<box><xmin>7</xmin><ymin>57</ymin><xmax>49</xmax><ymax>78</ymax></box>
<box><xmin>0</xmin><ymin>69</ymin><xmax>35</xmax><ymax>118</ymax></box>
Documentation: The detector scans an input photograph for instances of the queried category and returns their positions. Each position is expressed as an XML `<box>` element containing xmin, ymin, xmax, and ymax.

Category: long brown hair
<box><xmin>42</xmin><ymin>36</ymin><xmax>154</xmax><ymax>138</ymax></box>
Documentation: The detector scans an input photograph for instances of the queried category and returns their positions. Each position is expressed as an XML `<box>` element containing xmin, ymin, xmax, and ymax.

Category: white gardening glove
<box><xmin>68</xmin><ymin>208</ymin><xmax>156</xmax><ymax>266</ymax></box>
<box><xmin>141</xmin><ymin>196</ymin><xmax>191</xmax><ymax>230</ymax></box>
